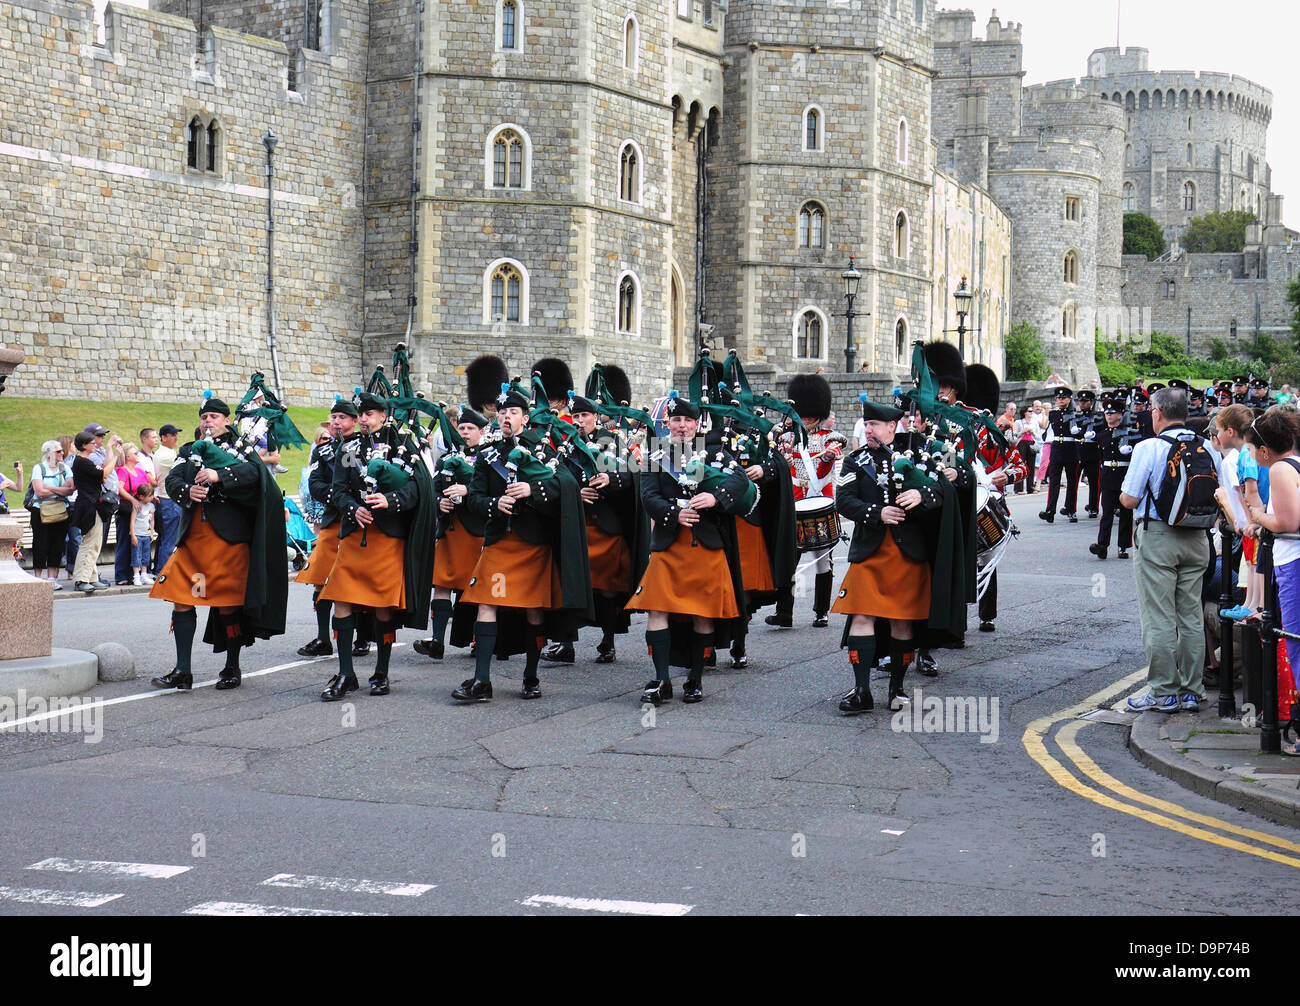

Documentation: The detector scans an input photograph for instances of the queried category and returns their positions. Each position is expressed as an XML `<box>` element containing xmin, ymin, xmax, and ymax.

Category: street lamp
<box><xmin>262</xmin><ymin>129</ymin><xmax>284</xmax><ymax>400</ymax></box>
<box><xmin>842</xmin><ymin>256</ymin><xmax>862</xmax><ymax>374</ymax></box>
<box><xmin>953</xmin><ymin>275</ymin><xmax>973</xmax><ymax>358</ymax></box>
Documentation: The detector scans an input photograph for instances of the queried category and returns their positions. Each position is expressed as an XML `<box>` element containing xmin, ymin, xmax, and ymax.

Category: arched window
<box><xmin>1124</xmin><ymin>144</ymin><xmax>1133</xmax><ymax>166</ymax></box>
<box><xmin>498</xmin><ymin>0</ymin><xmax>522</xmax><ymax>50</ymax></box>
<box><xmin>1063</xmin><ymin>250</ymin><xmax>1078</xmax><ymax>285</ymax></box>
<box><xmin>798</xmin><ymin>201</ymin><xmax>825</xmax><ymax>249</ymax></box>
<box><xmin>1125</xmin><ymin>91</ymin><xmax>1135</xmax><ymax>112</ymax></box>
<box><xmin>617</xmin><ymin>272</ymin><xmax>640</xmax><ymax>334</ymax></box>
<box><xmin>483</xmin><ymin>259</ymin><xmax>529</xmax><ymax>325</ymax></box>
<box><xmin>1122</xmin><ymin>182</ymin><xmax>1135</xmax><ymax>212</ymax></box>
<box><xmin>618</xmin><ymin>141</ymin><xmax>641</xmax><ymax>203</ymax></box>
<box><xmin>205</xmin><ymin>120</ymin><xmax>219</xmax><ymax>172</ymax></box>
<box><xmin>1183</xmin><ymin>180</ymin><xmax>1196</xmax><ymax>212</ymax></box>
<box><xmin>186</xmin><ymin>116</ymin><xmax>201</xmax><ymax>169</ymax></box>
<box><xmin>897</xmin><ymin>118</ymin><xmax>909</xmax><ymax>164</ymax></box>
<box><xmin>794</xmin><ymin>309</ymin><xmax>824</xmax><ymax>359</ymax></box>
<box><xmin>1186</xmin><ymin>143</ymin><xmax>1193</xmax><ymax>165</ymax></box>
<box><xmin>623</xmin><ymin>15</ymin><xmax>638</xmax><ymax>71</ymax></box>
<box><xmin>1061</xmin><ymin>303</ymin><xmax>1077</xmax><ymax>341</ymax></box>
<box><xmin>1230</xmin><ymin>319</ymin><xmax>1238</xmax><ymax>339</ymax></box>
<box><xmin>803</xmin><ymin>106</ymin><xmax>822</xmax><ymax>152</ymax></box>
<box><xmin>492</xmin><ymin>129</ymin><xmax>524</xmax><ymax>188</ymax></box>
<box><xmin>895</xmin><ymin>318</ymin><xmax>908</xmax><ymax>363</ymax></box>
<box><xmin>894</xmin><ymin>211</ymin><xmax>909</xmax><ymax>259</ymax></box>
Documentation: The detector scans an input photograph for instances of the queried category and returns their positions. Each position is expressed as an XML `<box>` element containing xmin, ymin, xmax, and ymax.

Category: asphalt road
<box><xmin>3</xmin><ymin>490</ymin><xmax>1296</xmax><ymax>916</ymax></box>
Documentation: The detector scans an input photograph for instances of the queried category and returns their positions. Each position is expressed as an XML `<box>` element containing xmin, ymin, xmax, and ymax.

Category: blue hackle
<box><xmin>859</xmin><ymin>392</ymin><xmax>869</xmax><ymax>404</ymax></box>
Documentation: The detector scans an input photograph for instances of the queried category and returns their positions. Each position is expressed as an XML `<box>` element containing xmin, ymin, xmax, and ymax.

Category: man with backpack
<box><xmin>1120</xmin><ymin>388</ymin><xmax>1225</xmax><ymax>713</ymax></box>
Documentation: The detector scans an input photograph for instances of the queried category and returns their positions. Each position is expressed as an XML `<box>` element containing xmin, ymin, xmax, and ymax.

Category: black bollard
<box><xmin>1217</xmin><ymin>521</ymin><xmax>1237</xmax><ymax>719</ymax></box>
<box><xmin>1257</xmin><ymin>532</ymin><xmax>1282</xmax><ymax>754</ymax></box>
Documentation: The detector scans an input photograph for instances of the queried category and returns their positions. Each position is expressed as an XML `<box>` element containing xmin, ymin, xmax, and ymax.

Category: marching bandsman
<box><xmin>532</xmin><ymin>357</ymin><xmax>575</xmax><ymax>415</ymax></box>
<box><xmin>1214</xmin><ymin>381</ymin><xmax>1233</xmax><ymax>409</ymax></box>
<box><xmin>1089</xmin><ymin>396</ymin><xmax>1137</xmax><ymax>560</ymax></box>
<box><xmin>1040</xmin><ymin>387</ymin><xmax>1082</xmax><ymax>523</ymax></box>
<box><xmin>318</xmin><ymin>391</ymin><xmax>425</xmax><ymax>701</ymax></box>
<box><xmin>630</xmin><ymin>392</ymin><xmax>751</xmax><ymax>705</ymax></box>
<box><xmin>1076</xmin><ymin>389</ymin><xmax>1103</xmax><ymax>519</ymax></box>
<box><xmin>149</xmin><ymin>392</ymin><xmax>288</xmax><ymax>691</ymax></box>
<box><xmin>465</xmin><ymin>355</ymin><xmax>509</xmax><ymax>421</ymax></box>
<box><xmin>767</xmin><ymin>373</ymin><xmax>844</xmax><ymax>629</ymax></box>
<box><xmin>413</xmin><ymin>405</ymin><xmax>489</xmax><ymax>660</ymax></box>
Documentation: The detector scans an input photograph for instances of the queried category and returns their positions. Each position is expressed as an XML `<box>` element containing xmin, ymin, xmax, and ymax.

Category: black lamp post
<box><xmin>842</xmin><ymin>256</ymin><xmax>862</xmax><ymax>374</ymax></box>
<box><xmin>953</xmin><ymin>275</ymin><xmax>973</xmax><ymax>358</ymax></box>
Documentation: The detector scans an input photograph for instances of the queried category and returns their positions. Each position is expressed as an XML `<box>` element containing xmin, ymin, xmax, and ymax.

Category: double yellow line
<box><xmin>1022</xmin><ymin>668</ymin><xmax>1300</xmax><ymax>869</ymax></box>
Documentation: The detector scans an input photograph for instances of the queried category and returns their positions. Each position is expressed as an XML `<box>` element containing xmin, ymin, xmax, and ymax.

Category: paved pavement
<box><xmin>3</xmin><ymin>490</ymin><xmax>1298</xmax><ymax>915</ymax></box>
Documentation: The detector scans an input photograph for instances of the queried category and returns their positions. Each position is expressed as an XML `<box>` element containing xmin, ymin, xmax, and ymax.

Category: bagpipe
<box><xmin>235</xmin><ymin>372</ymin><xmax>308</xmax><ymax>450</ymax></box>
<box><xmin>670</xmin><ymin>447</ymin><xmax>758</xmax><ymax>517</ymax></box>
<box><xmin>189</xmin><ymin>392</ymin><xmax>270</xmax><ymax>472</ymax></box>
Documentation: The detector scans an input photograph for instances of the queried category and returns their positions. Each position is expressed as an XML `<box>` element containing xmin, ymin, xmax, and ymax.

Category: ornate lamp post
<box><xmin>953</xmin><ymin>275</ymin><xmax>973</xmax><ymax>358</ymax></box>
<box><xmin>842</xmin><ymin>256</ymin><xmax>862</xmax><ymax>374</ymax></box>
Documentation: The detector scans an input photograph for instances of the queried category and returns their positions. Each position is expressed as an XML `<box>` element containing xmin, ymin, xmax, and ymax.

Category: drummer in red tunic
<box><xmin>832</xmin><ymin>395</ymin><xmax>944</xmax><ymax>714</ymax></box>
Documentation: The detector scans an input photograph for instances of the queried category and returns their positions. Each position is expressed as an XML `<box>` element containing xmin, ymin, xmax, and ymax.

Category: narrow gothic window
<box><xmin>895</xmin><ymin>319</ymin><xmax>907</xmax><ymax>362</ymax></box>
<box><xmin>894</xmin><ymin>211</ymin><xmax>908</xmax><ymax>259</ymax></box>
<box><xmin>1186</xmin><ymin>143</ymin><xmax>1193</xmax><ymax>165</ymax></box>
<box><xmin>1063</xmin><ymin>251</ymin><xmax>1078</xmax><ymax>285</ymax></box>
<box><xmin>1064</xmin><ymin>196</ymin><xmax>1080</xmax><ymax>221</ymax></box>
<box><xmin>797</xmin><ymin>311</ymin><xmax>822</xmax><ymax>358</ymax></box>
<box><xmin>1230</xmin><ymin>319</ymin><xmax>1238</xmax><ymax>339</ymax></box>
<box><xmin>205</xmin><ymin>120</ymin><xmax>218</xmax><ymax>172</ymax></box>
<box><xmin>618</xmin><ymin>275</ymin><xmax>638</xmax><ymax>333</ymax></box>
<box><xmin>623</xmin><ymin>17</ymin><xmax>637</xmax><ymax>69</ymax></box>
<box><xmin>913</xmin><ymin>0</ymin><xmax>923</xmax><ymax>24</ymax></box>
<box><xmin>897</xmin><ymin>119</ymin><xmax>909</xmax><ymax>164</ymax></box>
<box><xmin>490</xmin><ymin>264</ymin><xmax>522</xmax><ymax>323</ymax></box>
<box><xmin>798</xmin><ymin>202</ymin><xmax>824</xmax><ymax>248</ymax></box>
<box><xmin>1062</xmin><ymin>305</ymin><xmax>1077</xmax><ymax>341</ymax></box>
<box><xmin>805</xmin><ymin>108</ymin><xmax>820</xmax><ymax>151</ymax></box>
<box><xmin>492</xmin><ymin>130</ymin><xmax>524</xmax><ymax>188</ymax></box>
<box><xmin>1183</xmin><ymin>181</ymin><xmax>1196</xmax><ymax>212</ymax></box>
<box><xmin>1122</xmin><ymin>182</ymin><xmax>1135</xmax><ymax>212</ymax></box>
<box><xmin>501</xmin><ymin>0</ymin><xmax>517</xmax><ymax>49</ymax></box>
<box><xmin>619</xmin><ymin>144</ymin><xmax>640</xmax><ymax>202</ymax></box>
<box><xmin>186</xmin><ymin>116</ymin><xmax>201</xmax><ymax>169</ymax></box>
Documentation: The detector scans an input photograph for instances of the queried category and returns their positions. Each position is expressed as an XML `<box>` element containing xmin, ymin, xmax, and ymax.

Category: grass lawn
<box><xmin>0</xmin><ymin>397</ymin><xmax>331</xmax><ymax>496</ymax></box>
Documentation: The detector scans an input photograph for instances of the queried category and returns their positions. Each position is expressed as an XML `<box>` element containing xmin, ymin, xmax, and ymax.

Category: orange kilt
<box><xmin>319</xmin><ymin>528</ymin><xmax>406</xmax><ymax>610</ymax></box>
<box><xmin>433</xmin><ymin>523</ymin><xmax>483</xmax><ymax>592</ymax></box>
<box><xmin>626</xmin><ymin>526</ymin><xmax>740</xmax><ymax>620</ymax></box>
<box><xmin>735</xmin><ymin>518</ymin><xmax>776</xmax><ymax>593</ymax></box>
<box><xmin>461</xmin><ymin>533</ymin><xmax>561</xmax><ymax>609</ymax></box>
<box><xmin>587</xmin><ymin>523</ymin><xmax>632</xmax><ymax>594</ymax></box>
<box><xmin>831</xmin><ymin>531</ymin><xmax>930</xmax><ymax>619</ymax></box>
<box><xmin>150</xmin><ymin>513</ymin><xmax>249</xmax><ymax>607</ymax></box>
<box><xmin>295</xmin><ymin>526</ymin><xmax>340</xmax><ymax>587</ymax></box>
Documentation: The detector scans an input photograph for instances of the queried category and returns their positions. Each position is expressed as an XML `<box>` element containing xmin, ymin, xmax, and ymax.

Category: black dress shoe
<box><xmin>731</xmin><ymin>654</ymin><xmax>748</xmax><ymax>669</ymax></box>
<box><xmin>1069</xmin><ymin>515</ymin><xmax>1079</xmax><ymax>524</ymax></box>
<box><xmin>1038</xmin><ymin>511</ymin><xmax>1054</xmax><ymax>524</ymax></box>
<box><xmin>888</xmin><ymin>686</ymin><xmax>910</xmax><ymax>712</ymax></box>
<box><xmin>682</xmin><ymin>679</ymin><xmax>704</xmax><ymax>703</ymax></box>
<box><xmin>451</xmin><ymin>679</ymin><xmax>492</xmax><ymax>702</ymax></box>
<box><xmin>540</xmin><ymin>643</ymin><xmax>575</xmax><ymax>664</ymax></box>
<box><xmin>297</xmin><ymin>638</ymin><xmax>333</xmax><ymax>657</ymax></box>
<box><xmin>979</xmin><ymin>620</ymin><xmax>996</xmax><ymax>632</ymax></box>
<box><xmin>765</xmin><ymin>614</ymin><xmax>793</xmax><ymax>628</ymax></box>
<box><xmin>1089</xmin><ymin>543</ymin><xmax>1107</xmax><ymax>560</ymax></box>
<box><xmin>413</xmin><ymin>638</ymin><xmax>444</xmax><ymax>659</ymax></box>
<box><xmin>521</xmin><ymin>679</ymin><xmax>542</xmax><ymax>700</ymax></box>
<box><xmin>351</xmin><ymin>641</ymin><xmax>371</xmax><ymax>657</ymax></box>
<box><xmin>1086</xmin><ymin>510</ymin><xmax>1098</xmax><ymax>519</ymax></box>
<box><xmin>839</xmin><ymin>686</ymin><xmax>874</xmax><ymax>715</ymax></box>
<box><xmin>594</xmin><ymin>645</ymin><xmax>616</xmax><ymax>664</ymax></box>
<box><xmin>812</xmin><ymin>614</ymin><xmax>829</xmax><ymax>628</ymax></box>
<box><xmin>321</xmin><ymin>673</ymin><xmax>359</xmax><ymax>702</ymax></box>
<box><xmin>918</xmin><ymin>653</ymin><xmax>939</xmax><ymax>677</ymax></box>
<box><xmin>214</xmin><ymin>668</ymin><xmax>241</xmax><ymax>690</ymax></box>
<box><xmin>412</xmin><ymin>638</ymin><xmax>432</xmax><ymax>656</ymax></box>
<box><xmin>150</xmin><ymin>668</ymin><xmax>192</xmax><ymax>690</ymax></box>
<box><xmin>369</xmin><ymin>676</ymin><xmax>390</xmax><ymax>696</ymax></box>
<box><xmin>1118</xmin><ymin>548</ymin><xmax>1130</xmax><ymax>559</ymax></box>
<box><xmin>640</xmin><ymin>679</ymin><xmax>672</xmax><ymax>705</ymax></box>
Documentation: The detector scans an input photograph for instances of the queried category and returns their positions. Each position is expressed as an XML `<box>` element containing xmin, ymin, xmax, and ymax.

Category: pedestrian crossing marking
<box><xmin>521</xmin><ymin>895</ymin><xmax>693</xmax><ymax>916</ymax></box>
<box><xmin>261</xmin><ymin>874</ymin><xmax>435</xmax><ymax>897</ymax></box>
<box><xmin>184</xmin><ymin>901</ymin><xmax>377</xmax><ymax>917</ymax></box>
<box><xmin>27</xmin><ymin>858</ymin><xmax>191</xmax><ymax>880</ymax></box>
<box><xmin>0</xmin><ymin>884</ymin><xmax>123</xmax><ymax>908</ymax></box>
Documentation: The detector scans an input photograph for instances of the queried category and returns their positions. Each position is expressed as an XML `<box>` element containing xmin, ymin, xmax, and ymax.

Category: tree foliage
<box><xmin>1004</xmin><ymin>322</ymin><xmax>1048</xmax><ymax>381</ymax></box>
<box><xmin>1122</xmin><ymin>212</ymin><xmax>1166</xmax><ymax>260</ymax></box>
<box><xmin>1180</xmin><ymin>210</ymin><xmax>1257</xmax><ymax>254</ymax></box>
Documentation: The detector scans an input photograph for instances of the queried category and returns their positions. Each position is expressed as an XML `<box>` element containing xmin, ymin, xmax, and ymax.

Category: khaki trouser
<box><xmin>1133</xmin><ymin>520</ymin><xmax>1210</xmax><ymax>697</ymax></box>
<box><xmin>73</xmin><ymin>514</ymin><xmax>103</xmax><ymax>585</ymax></box>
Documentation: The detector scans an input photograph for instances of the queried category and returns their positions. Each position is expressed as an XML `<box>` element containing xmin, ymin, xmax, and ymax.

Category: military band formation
<box><xmin>144</xmin><ymin>340</ymin><xmax>1036</xmax><ymax>714</ymax></box>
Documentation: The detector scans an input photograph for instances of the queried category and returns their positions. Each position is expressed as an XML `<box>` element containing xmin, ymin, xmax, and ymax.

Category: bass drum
<box><xmin>793</xmin><ymin>496</ymin><xmax>841</xmax><ymax>553</ymax></box>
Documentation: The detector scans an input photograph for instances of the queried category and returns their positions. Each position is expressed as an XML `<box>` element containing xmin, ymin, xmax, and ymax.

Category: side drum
<box><xmin>794</xmin><ymin>496</ymin><xmax>841</xmax><ymax>552</ymax></box>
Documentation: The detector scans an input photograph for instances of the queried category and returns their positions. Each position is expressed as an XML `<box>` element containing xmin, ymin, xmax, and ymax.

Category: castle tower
<box><xmin>708</xmin><ymin>0</ymin><xmax>938</xmax><ymax>376</ymax></box>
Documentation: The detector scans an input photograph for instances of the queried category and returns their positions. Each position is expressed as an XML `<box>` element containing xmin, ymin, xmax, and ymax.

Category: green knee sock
<box><xmin>690</xmin><ymin>631</ymin><xmax>712</xmax><ymax>683</ymax></box>
<box><xmin>646</xmin><ymin>628</ymin><xmax>671</xmax><ymax>682</ymax></box>
<box><xmin>314</xmin><ymin>591</ymin><xmax>332</xmax><ymax>643</ymax></box>
<box><xmin>525</xmin><ymin>626</ymin><xmax>545</xmax><ymax>684</ymax></box>
<box><xmin>889</xmin><ymin>640</ymin><xmax>914</xmax><ymax>694</ymax></box>
<box><xmin>847</xmin><ymin>634</ymin><xmax>875</xmax><ymax>689</ymax></box>
<box><xmin>430</xmin><ymin>598</ymin><xmax>453</xmax><ymax>643</ymax></box>
<box><xmin>219</xmin><ymin>611</ymin><xmax>243</xmax><ymax>672</ymax></box>
<box><xmin>333</xmin><ymin>615</ymin><xmax>356</xmax><ymax>680</ymax></box>
<box><xmin>172</xmin><ymin>609</ymin><xmax>197</xmax><ymax>675</ymax></box>
<box><xmin>474</xmin><ymin>621</ymin><xmax>497</xmax><ymax>683</ymax></box>
<box><xmin>374</xmin><ymin>618</ymin><xmax>395</xmax><ymax>678</ymax></box>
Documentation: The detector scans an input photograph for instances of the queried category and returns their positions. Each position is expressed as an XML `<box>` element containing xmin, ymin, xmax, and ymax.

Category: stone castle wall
<box><xmin>0</xmin><ymin>0</ymin><xmax>366</xmax><ymax>404</ymax></box>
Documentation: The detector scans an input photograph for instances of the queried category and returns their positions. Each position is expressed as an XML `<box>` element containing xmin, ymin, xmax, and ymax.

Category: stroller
<box><xmin>284</xmin><ymin>493</ymin><xmax>316</xmax><ymax>571</ymax></box>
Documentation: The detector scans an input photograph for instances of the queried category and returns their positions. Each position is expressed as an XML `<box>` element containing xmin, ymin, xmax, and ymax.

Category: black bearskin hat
<box><xmin>601</xmin><ymin>364</ymin><xmax>632</xmax><ymax>406</ymax></box>
<box><xmin>923</xmin><ymin>341</ymin><xmax>967</xmax><ymax>399</ymax></box>
<box><xmin>466</xmin><ymin>354</ymin><xmax>509</xmax><ymax>411</ymax></box>
<box><xmin>787</xmin><ymin>373</ymin><xmax>832</xmax><ymax>422</ymax></box>
<box><xmin>531</xmin><ymin>357</ymin><xmax>574</xmax><ymax>404</ymax></box>
<box><xmin>964</xmin><ymin>363</ymin><xmax>1000</xmax><ymax>414</ymax></box>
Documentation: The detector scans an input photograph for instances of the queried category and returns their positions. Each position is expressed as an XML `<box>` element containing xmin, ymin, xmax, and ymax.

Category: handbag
<box><xmin>39</xmin><ymin>498</ymin><xmax>68</xmax><ymax>524</ymax></box>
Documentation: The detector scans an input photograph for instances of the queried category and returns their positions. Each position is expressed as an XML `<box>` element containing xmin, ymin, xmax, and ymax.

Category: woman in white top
<box><xmin>1241</xmin><ymin>408</ymin><xmax>1300</xmax><ymax>755</ymax></box>
<box><xmin>30</xmin><ymin>440</ymin><xmax>75</xmax><ymax>588</ymax></box>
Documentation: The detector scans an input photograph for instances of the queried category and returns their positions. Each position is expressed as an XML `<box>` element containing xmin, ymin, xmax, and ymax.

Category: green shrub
<box><xmin>1005</xmin><ymin>322</ymin><xmax>1048</xmax><ymax>381</ymax></box>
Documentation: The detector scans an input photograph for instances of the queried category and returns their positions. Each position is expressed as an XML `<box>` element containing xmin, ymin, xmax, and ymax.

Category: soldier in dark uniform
<box><xmin>1088</xmin><ymin>396</ymin><xmax>1137</xmax><ymax>560</ymax></box>
<box><xmin>1214</xmin><ymin>381</ymin><xmax>1233</xmax><ymax>409</ymax></box>
<box><xmin>1187</xmin><ymin>386</ymin><xmax>1208</xmax><ymax>418</ymax></box>
<box><xmin>1039</xmin><ymin>387</ymin><xmax>1081</xmax><ymax>523</ymax></box>
<box><xmin>1076</xmin><ymin>389</ymin><xmax>1103</xmax><ymax>518</ymax></box>
<box><xmin>1130</xmin><ymin>387</ymin><xmax>1155</xmax><ymax>440</ymax></box>
<box><xmin>1231</xmin><ymin>375</ymin><xmax>1249</xmax><ymax>405</ymax></box>
<box><xmin>1248</xmin><ymin>377</ymin><xmax>1272</xmax><ymax>410</ymax></box>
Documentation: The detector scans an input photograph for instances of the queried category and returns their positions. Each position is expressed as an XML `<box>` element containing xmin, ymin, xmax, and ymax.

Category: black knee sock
<box><xmin>171</xmin><ymin>608</ymin><xmax>197</xmax><ymax>674</ymax></box>
<box><xmin>690</xmin><ymin>631</ymin><xmax>712</xmax><ymax>683</ymax></box>
<box><xmin>374</xmin><ymin>619</ymin><xmax>395</xmax><ymax>678</ymax></box>
<box><xmin>730</xmin><ymin>625</ymin><xmax>746</xmax><ymax>658</ymax></box>
<box><xmin>430</xmin><ymin>598</ymin><xmax>453</xmax><ymax>643</ymax></box>
<box><xmin>474</xmin><ymin>621</ymin><xmax>497</xmax><ymax>683</ymax></box>
<box><xmin>219</xmin><ymin>612</ymin><xmax>243</xmax><ymax>672</ymax></box>
<box><xmin>847</xmin><ymin>634</ymin><xmax>875</xmax><ymax>689</ymax></box>
<box><xmin>333</xmin><ymin>615</ymin><xmax>356</xmax><ymax>680</ymax></box>
<box><xmin>646</xmin><ymin>627</ymin><xmax>671</xmax><ymax>682</ymax></box>
<box><xmin>314</xmin><ymin>591</ymin><xmax>332</xmax><ymax>643</ymax></box>
<box><xmin>524</xmin><ymin>626</ymin><xmax>545</xmax><ymax>683</ymax></box>
<box><xmin>889</xmin><ymin>640</ymin><xmax>914</xmax><ymax>695</ymax></box>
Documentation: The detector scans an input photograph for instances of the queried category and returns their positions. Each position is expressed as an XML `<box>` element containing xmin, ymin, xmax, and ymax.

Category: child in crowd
<box><xmin>131</xmin><ymin>483</ymin><xmax>156</xmax><ymax>586</ymax></box>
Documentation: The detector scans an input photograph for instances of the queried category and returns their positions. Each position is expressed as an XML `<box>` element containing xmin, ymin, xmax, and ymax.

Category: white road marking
<box><xmin>880</xmin><ymin>829</ymin><xmax>906</xmax><ymax>836</ymax></box>
<box><xmin>27</xmin><ymin>858</ymin><xmax>190</xmax><ymax>880</ymax></box>
<box><xmin>0</xmin><ymin>884</ymin><xmax>123</xmax><ymax>908</ymax></box>
<box><xmin>262</xmin><ymin>873</ymin><xmax>435</xmax><ymax>897</ymax></box>
<box><xmin>521</xmin><ymin>895</ymin><xmax>693</xmax><ymax>916</ymax></box>
<box><xmin>0</xmin><ymin>646</ymin><xmax>405</xmax><ymax>734</ymax></box>
<box><xmin>183</xmin><ymin>901</ymin><xmax>376</xmax><ymax>917</ymax></box>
